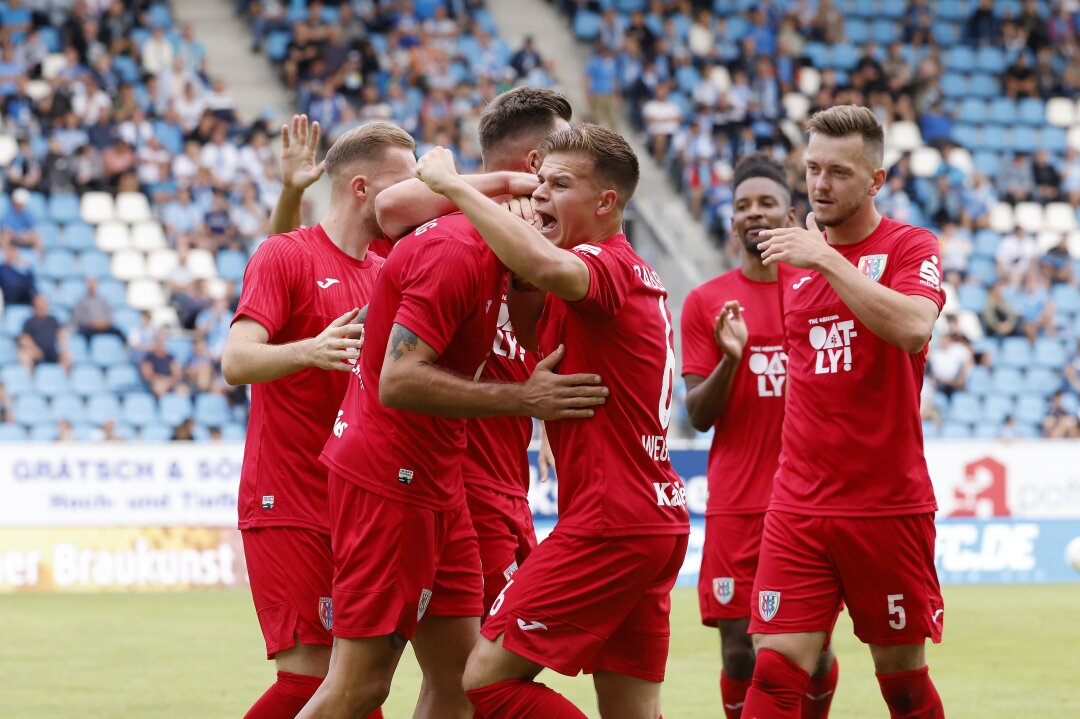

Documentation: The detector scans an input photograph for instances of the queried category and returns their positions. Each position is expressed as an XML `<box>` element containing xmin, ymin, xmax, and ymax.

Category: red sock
<box><xmin>802</xmin><ymin>657</ymin><xmax>839</xmax><ymax>719</ymax></box>
<box><xmin>244</xmin><ymin>672</ymin><xmax>382</xmax><ymax>719</ymax></box>
<box><xmin>721</xmin><ymin>670</ymin><xmax>752</xmax><ymax>718</ymax></box>
<box><xmin>876</xmin><ymin>666</ymin><xmax>944</xmax><ymax>718</ymax></box>
<box><xmin>742</xmin><ymin>649</ymin><xmax>810</xmax><ymax>719</ymax></box>
<box><xmin>466</xmin><ymin>678</ymin><xmax>587</xmax><ymax>719</ymax></box>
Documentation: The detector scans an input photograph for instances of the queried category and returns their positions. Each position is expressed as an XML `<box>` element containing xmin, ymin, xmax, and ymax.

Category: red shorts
<box><xmin>481</xmin><ymin>531</ymin><xmax>688</xmax><ymax>682</ymax></box>
<box><xmin>329</xmin><ymin>473</ymin><xmax>483</xmax><ymax>641</ymax></box>
<box><xmin>749</xmin><ymin>511</ymin><xmax>944</xmax><ymax>646</ymax></box>
<box><xmin>242</xmin><ymin>526</ymin><xmax>334</xmax><ymax>658</ymax></box>
<box><xmin>465</xmin><ymin>484</ymin><xmax>537</xmax><ymax>615</ymax></box>
<box><xmin>698</xmin><ymin>513</ymin><xmax>765</xmax><ymax>626</ymax></box>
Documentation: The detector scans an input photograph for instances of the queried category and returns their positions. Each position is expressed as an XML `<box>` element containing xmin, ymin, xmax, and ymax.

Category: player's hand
<box><xmin>502</xmin><ymin>195</ymin><xmax>540</xmax><ymax>229</ymax></box>
<box><xmin>415</xmin><ymin>146</ymin><xmax>462</xmax><ymax>196</ymax></box>
<box><xmin>504</xmin><ymin>171</ymin><xmax>541</xmax><ymax>197</ymax></box>
<box><xmin>308</xmin><ymin>308</ymin><xmax>365</xmax><ymax>371</ymax></box>
<box><xmin>280</xmin><ymin>114</ymin><xmax>325</xmax><ymax>190</ymax></box>
<box><xmin>537</xmin><ymin>421</ymin><xmax>555</xmax><ymax>483</ymax></box>
<box><xmin>714</xmin><ymin>300</ymin><xmax>748</xmax><ymax>361</ymax></box>
<box><xmin>519</xmin><ymin>344</ymin><xmax>608</xmax><ymax>420</ymax></box>
<box><xmin>757</xmin><ymin>212</ymin><xmax>831</xmax><ymax>270</ymax></box>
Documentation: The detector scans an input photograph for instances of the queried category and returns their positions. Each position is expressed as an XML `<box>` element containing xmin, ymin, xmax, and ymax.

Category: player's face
<box><xmin>805</xmin><ymin>133</ymin><xmax>879</xmax><ymax>227</ymax></box>
<box><xmin>731</xmin><ymin>176</ymin><xmax>794</xmax><ymax>257</ymax></box>
<box><xmin>532</xmin><ymin>152</ymin><xmax>612</xmax><ymax>248</ymax></box>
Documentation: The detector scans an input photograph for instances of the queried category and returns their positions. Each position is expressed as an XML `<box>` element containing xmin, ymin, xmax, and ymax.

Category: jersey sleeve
<box><xmin>890</xmin><ymin>228</ymin><xmax>947</xmax><ymax>310</ymax></box>
<box><xmin>394</xmin><ymin>231</ymin><xmax>482</xmax><ymax>355</ymax></box>
<box><xmin>568</xmin><ymin>243</ymin><xmax>632</xmax><ymax>318</ymax></box>
<box><xmin>680</xmin><ymin>286</ymin><xmax>720</xmax><ymax>377</ymax></box>
<box><xmin>233</xmin><ymin>234</ymin><xmax>305</xmax><ymax>337</ymax></box>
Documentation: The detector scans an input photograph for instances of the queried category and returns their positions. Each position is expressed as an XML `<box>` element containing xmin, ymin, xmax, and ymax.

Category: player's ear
<box><xmin>596</xmin><ymin>189</ymin><xmax>618</xmax><ymax>216</ymax></box>
<box><xmin>351</xmin><ymin>174</ymin><xmax>368</xmax><ymax>198</ymax></box>
<box><xmin>525</xmin><ymin>149</ymin><xmax>541</xmax><ymax>173</ymax></box>
<box><xmin>786</xmin><ymin>205</ymin><xmax>796</xmax><ymax>226</ymax></box>
<box><xmin>868</xmin><ymin>167</ymin><xmax>887</xmax><ymax>197</ymax></box>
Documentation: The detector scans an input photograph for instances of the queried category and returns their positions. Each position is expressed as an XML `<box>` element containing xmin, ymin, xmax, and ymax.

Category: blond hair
<box><xmin>538</xmin><ymin>123</ymin><xmax>639</xmax><ymax>208</ymax></box>
<box><xmin>324</xmin><ymin>121</ymin><xmax>416</xmax><ymax>178</ymax></box>
<box><xmin>803</xmin><ymin>105</ymin><xmax>884</xmax><ymax>169</ymax></box>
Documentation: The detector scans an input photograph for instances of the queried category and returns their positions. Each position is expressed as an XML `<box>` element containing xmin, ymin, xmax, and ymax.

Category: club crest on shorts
<box><xmin>318</xmin><ymin>596</ymin><xmax>333</xmax><ymax>631</ymax></box>
<box><xmin>417</xmin><ymin>588</ymin><xmax>433</xmax><ymax>621</ymax></box>
<box><xmin>857</xmin><ymin>254</ymin><xmax>888</xmax><ymax>283</ymax></box>
<box><xmin>758</xmin><ymin>591</ymin><xmax>781</xmax><ymax>622</ymax></box>
<box><xmin>713</xmin><ymin>577</ymin><xmax>735</xmax><ymax>605</ymax></box>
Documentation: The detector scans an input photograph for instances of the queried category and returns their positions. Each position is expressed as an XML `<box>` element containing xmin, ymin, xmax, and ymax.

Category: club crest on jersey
<box><xmin>417</xmin><ymin>588</ymin><xmax>433</xmax><ymax>621</ymax></box>
<box><xmin>758</xmin><ymin>591</ymin><xmax>781</xmax><ymax>622</ymax></box>
<box><xmin>713</xmin><ymin>577</ymin><xmax>735</xmax><ymax>605</ymax></box>
<box><xmin>318</xmin><ymin>596</ymin><xmax>333</xmax><ymax>630</ymax></box>
<box><xmin>857</xmin><ymin>254</ymin><xmax>888</xmax><ymax>282</ymax></box>
<box><xmin>503</xmin><ymin>561</ymin><xmax>519</xmax><ymax>582</ymax></box>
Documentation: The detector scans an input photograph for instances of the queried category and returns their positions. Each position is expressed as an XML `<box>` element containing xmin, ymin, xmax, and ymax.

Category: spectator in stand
<box><xmin>1004</xmin><ymin>53</ymin><xmax>1038</xmax><ymax>99</ymax></box>
<box><xmin>1031</xmin><ymin>149</ymin><xmax>1062</xmax><ymax>204</ymax></box>
<box><xmin>172</xmin><ymin>417</ymin><xmax>196</xmax><ymax>441</ymax></box>
<box><xmin>966</xmin><ymin>0</ymin><xmax>999</xmax><ymax>44</ymax></box>
<box><xmin>510</xmin><ymin>35</ymin><xmax>542</xmax><ymax>79</ymax></box>
<box><xmin>961</xmin><ymin>172</ymin><xmax>997</xmax><ymax>229</ymax></box>
<box><xmin>101</xmin><ymin>139</ymin><xmax>136</xmax><ymax>190</ymax></box>
<box><xmin>1011</xmin><ymin>271</ymin><xmax>1056</xmax><ymax>340</ymax></box>
<box><xmin>997</xmin><ymin>227</ymin><xmax>1038</xmax><ymax>285</ymax></box>
<box><xmin>169</xmin><ymin>269</ymin><xmax>211</xmax><ymax>330</ymax></box>
<box><xmin>186</xmin><ymin>336</ymin><xmax>221</xmax><ymax>395</ymax></box>
<box><xmin>585</xmin><ymin>40</ymin><xmax>620</xmax><ymax>129</ymax></box>
<box><xmin>19</xmin><ymin>295</ymin><xmax>68</xmax><ymax>370</ymax></box>
<box><xmin>1</xmin><ymin>188</ymin><xmax>42</xmax><ymax>254</ymax></box>
<box><xmin>982</xmin><ymin>281</ymin><xmax>1021</xmax><ymax>337</ymax></box>
<box><xmin>203</xmin><ymin>191</ymin><xmax>237</xmax><ymax>251</ymax></box>
<box><xmin>201</xmin><ymin>124</ymin><xmax>241</xmax><ymax>185</ymax></box>
<box><xmin>1040</xmin><ymin>237</ymin><xmax>1075</xmax><ymax>286</ymax></box>
<box><xmin>140</xmin><ymin>329</ymin><xmax>183</xmax><ymax>398</ymax></box>
<box><xmin>56</xmin><ymin>419</ymin><xmax>76</xmax><ymax>442</ymax></box>
<box><xmin>1043</xmin><ymin>391</ymin><xmax>1079</xmax><ymax>438</ymax></box>
<box><xmin>96</xmin><ymin>418</ymin><xmax>125</xmax><ymax>443</ymax></box>
<box><xmin>6</xmin><ymin>139</ymin><xmax>42</xmax><ymax>192</ymax></box>
<box><xmin>929</xmin><ymin>328</ymin><xmax>975</xmax><ymax>398</ymax></box>
<box><xmin>642</xmin><ymin>80</ymin><xmax>682</xmax><ymax>162</ymax></box>
<box><xmin>1062</xmin><ymin>148</ymin><xmax>1080</xmax><ymax>206</ymax></box>
<box><xmin>141</xmin><ymin>25</ymin><xmax>175</xmax><ymax>76</ymax></box>
<box><xmin>939</xmin><ymin>223</ymin><xmax>973</xmax><ymax>277</ymax></box>
<box><xmin>71</xmin><ymin>277</ymin><xmax>124</xmax><ymax>343</ymax></box>
<box><xmin>195</xmin><ymin>295</ymin><xmax>231</xmax><ymax>362</ymax></box>
<box><xmin>0</xmin><ymin>41</ymin><xmax>26</xmax><ymax>97</ymax></box>
<box><xmin>999</xmin><ymin>152</ymin><xmax>1036</xmax><ymax>204</ymax></box>
<box><xmin>875</xmin><ymin>174</ymin><xmax>914</xmax><ymax>224</ymax></box>
<box><xmin>1065</xmin><ymin>341</ymin><xmax>1080</xmax><ymax>395</ymax></box>
<box><xmin>127</xmin><ymin>310</ymin><xmax>156</xmax><ymax>364</ymax></box>
<box><xmin>0</xmin><ymin>381</ymin><xmax>13</xmax><ymax>424</ymax></box>
<box><xmin>0</xmin><ymin>240</ymin><xmax>35</xmax><ymax>306</ymax></box>
<box><xmin>919</xmin><ymin>101</ymin><xmax>953</xmax><ymax>145</ymax></box>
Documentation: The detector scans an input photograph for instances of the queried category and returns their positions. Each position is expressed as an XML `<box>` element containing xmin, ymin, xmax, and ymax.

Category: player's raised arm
<box><xmin>759</xmin><ymin>212</ymin><xmax>939</xmax><ymax>353</ymax></box>
<box><xmin>415</xmin><ymin>147</ymin><xmax>591</xmax><ymax>301</ymax></box>
<box><xmin>268</xmin><ymin>114</ymin><xmax>325</xmax><ymax>234</ymax></box>
<box><xmin>683</xmin><ymin>300</ymin><xmax>748</xmax><ymax>432</ymax></box>
<box><xmin>379</xmin><ymin>324</ymin><xmax>606</xmax><ymax>420</ymax></box>
<box><xmin>375</xmin><ymin>171</ymin><xmax>540</xmax><ymax>240</ymax></box>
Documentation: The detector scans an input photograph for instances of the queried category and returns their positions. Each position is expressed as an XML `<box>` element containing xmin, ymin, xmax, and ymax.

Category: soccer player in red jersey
<box><xmin>746</xmin><ymin>105</ymin><xmax>947</xmax><ymax>718</ymax></box>
<box><xmin>414</xmin><ymin>124</ymin><xmax>691</xmax><ymax>719</ymax></box>
<box><xmin>682</xmin><ymin>154</ymin><xmax>838</xmax><ymax>719</ymax></box>
<box><xmin>221</xmin><ymin>120</ymin><xmax>417</xmax><ymax>719</ymax></box>
<box><xmin>302</xmin><ymin>92</ymin><xmax>608</xmax><ymax>719</ymax></box>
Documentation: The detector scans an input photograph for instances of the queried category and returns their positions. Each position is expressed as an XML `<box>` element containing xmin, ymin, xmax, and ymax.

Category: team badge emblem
<box><xmin>417</xmin><ymin>588</ymin><xmax>433</xmax><ymax>621</ymax></box>
<box><xmin>503</xmin><ymin>561</ymin><xmax>519</xmax><ymax>582</ymax></box>
<box><xmin>318</xmin><ymin>596</ymin><xmax>333</xmax><ymax>630</ymax></box>
<box><xmin>713</xmin><ymin>577</ymin><xmax>735</xmax><ymax>605</ymax></box>
<box><xmin>857</xmin><ymin>254</ymin><xmax>888</xmax><ymax>282</ymax></box>
<box><xmin>758</xmin><ymin>591</ymin><xmax>781</xmax><ymax>622</ymax></box>
<box><xmin>261</xmin><ymin>495</ymin><xmax>274</xmax><ymax>510</ymax></box>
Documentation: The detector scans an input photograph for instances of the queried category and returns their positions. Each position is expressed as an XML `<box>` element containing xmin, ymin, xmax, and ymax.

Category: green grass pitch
<box><xmin>2</xmin><ymin>585</ymin><xmax>1077</xmax><ymax>717</ymax></box>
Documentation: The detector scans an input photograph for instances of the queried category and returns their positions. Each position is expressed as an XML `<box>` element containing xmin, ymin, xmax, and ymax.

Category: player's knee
<box><xmin>870</xmin><ymin>643</ymin><xmax>925</xmax><ymax>674</ymax></box>
<box><xmin>351</xmin><ymin>679</ymin><xmax>392</xmax><ymax>714</ymax></box>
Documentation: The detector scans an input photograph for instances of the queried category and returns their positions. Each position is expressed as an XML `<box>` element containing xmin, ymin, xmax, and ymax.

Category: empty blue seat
<box><xmin>122</xmin><ymin>392</ymin><xmax>159</xmax><ymax>427</ymax></box>
<box><xmin>1042</xmin><ymin>127</ymin><xmax>1068</xmax><ymax>153</ymax></box>
<box><xmin>86</xmin><ymin>393</ymin><xmax>121</xmax><ymax>425</ymax></box>
<box><xmin>957</xmin><ymin>284</ymin><xmax>988</xmax><ymax>313</ymax></box>
<box><xmin>79</xmin><ymin>251</ymin><xmax>111</xmax><ymax>278</ymax></box>
<box><xmin>217</xmin><ymin>250</ymin><xmax>247</xmax><ymax>282</ymax></box>
<box><xmin>1015</xmin><ymin>395</ymin><xmax>1047</xmax><ymax>425</ymax></box>
<box><xmin>1024</xmin><ymin>367</ymin><xmax>1060</xmax><ymax>396</ymax></box>
<box><xmin>165</xmin><ymin>337</ymin><xmax>194</xmax><ymax>366</ymax></box>
<box><xmin>932</xmin><ymin>22</ymin><xmax>960</xmax><ymax>45</ymax></box>
<box><xmin>90</xmin><ymin>335</ymin><xmax>128</xmax><ymax>366</ymax></box>
<box><xmin>949</xmin><ymin>392</ymin><xmax>982</xmax><ymax>424</ymax></box>
<box><xmin>967</xmin><ymin>256</ymin><xmax>997</xmax><ymax>286</ymax></box>
<box><xmin>265</xmin><ymin>31</ymin><xmax>292</xmax><ymax>61</ymax></box>
<box><xmin>41</xmin><ymin>249</ymin><xmax>78</xmax><ymax>281</ymax></box>
<box><xmin>14</xmin><ymin>394</ymin><xmax>49</xmax><ymax>424</ymax></box>
<box><xmin>30</xmin><ymin>422</ymin><xmax>58</xmax><ymax>441</ymax></box>
<box><xmin>981</xmin><ymin>125</ymin><xmax>1009</xmax><ymax>152</ymax></box>
<box><xmin>973</xmin><ymin>422</ymin><xmax>1001</xmax><ymax>439</ymax></box>
<box><xmin>845</xmin><ymin>19</ymin><xmax>869</xmax><ymax>45</ymax></box>
<box><xmin>223</xmin><ymin>423</ymin><xmax>247</xmax><ymax>441</ymax></box>
<box><xmin>0</xmin><ymin>336</ymin><xmax>15</xmax><ymax>364</ymax></box>
<box><xmin>63</xmin><ymin>222</ymin><xmax>96</xmax><ymax>251</ymax></box>
<box><xmin>999</xmin><ymin>337</ymin><xmax>1033</xmax><ymax>369</ymax></box>
<box><xmin>987</xmin><ymin>97</ymin><xmax>1017</xmax><ymax>124</ymax></box>
<box><xmin>48</xmin><ymin>194</ymin><xmax>80</xmax><ymax>223</ymax></box>
<box><xmin>70</xmin><ymin>365</ymin><xmax>105</xmax><ymax>396</ymax></box>
<box><xmin>572</xmin><ymin>11</ymin><xmax>601</xmax><ymax>40</ymax></box>
<box><xmin>991</xmin><ymin>367</ymin><xmax>1025</xmax><ymax>396</ymax></box>
<box><xmin>33</xmin><ymin>363</ymin><xmax>68</xmax><ymax>397</ymax></box>
<box><xmin>870</xmin><ymin>19</ymin><xmax>898</xmax><ymax>44</ymax></box>
<box><xmin>965</xmin><ymin>365</ymin><xmax>992</xmax><ymax>396</ymax></box>
<box><xmin>972</xmin><ymin>151</ymin><xmax>1000</xmax><ymax>177</ymax></box>
<box><xmin>106</xmin><ymin>363</ymin><xmax>143</xmax><ymax>392</ymax></box>
<box><xmin>37</xmin><ymin>222</ymin><xmax>60</xmax><ymax>248</ymax></box>
<box><xmin>1033</xmin><ymin>338</ymin><xmax>1067</xmax><ymax>369</ymax></box>
<box><xmin>1051</xmin><ymin>284</ymin><xmax>1080</xmax><ymax>314</ymax></box>
<box><xmin>922</xmin><ymin>421</ymin><xmax>940</xmax><ymax>440</ymax></box>
<box><xmin>25</xmin><ymin>191</ymin><xmax>47</xmax><ymax>221</ymax></box>
<box><xmin>1012</xmin><ymin>126</ymin><xmax>1038</xmax><ymax>154</ymax></box>
<box><xmin>194</xmin><ymin>393</ymin><xmax>230</xmax><ymax>427</ymax></box>
<box><xmin>831</xmin><ymin>44</ymin><xmax>859</xmax><ymax>71</ymax></box>
<box><xmin>1</xmin><ymin>365</ymin><xmax>33</xmax><ymax>396</ymax></box>
<box><xmin>140</xmin><ymin>423</ymin><xmax>173</xmax><ymax>442</ymax></box>
<box><xmin>1017</xmin><ymin>97</ymin><xmax>1045</xmax><ymax>125</ymax></box>
<box><xmin>947</xmin><ymin>46</ymin><xmax>977</xmax><ymax>73</ymax></box>
<box><xmin>941</xmin><ymin>423</ymin><xmax>973</xmax><ymax>439</ymax></box>
<box><xmin>983</xmin><ymin>395</ymin><xmax>1014</xmax><ymax>423</ymax></box>
<box><xmin>976</xmin><ymin>46</ymin><xmax>1006</xmax><ymax>74</ymax></box>
<box><xmin>97</xmin><ymin>279</ymin><xmax>127</xmax><ymax>308</ymax></box>
<box><xmin>804</xmin><ymin>42</ymin><xmax>829</xmax><ymax>69</ymax></box>
<box><xmin>0</xmin><ymin>423</ymin><xmax>27</xmax><ymax>442</ymax></box>
<box><xmin>160</xmin><ymin>392</ymin><xmax>193</xmax><ymax>426</ymax></box>
<box><xmin>957</xmin><ymin>98</ymin><xmax>986</xmax><ymax>123</ymax></box>
<box><xmin>57</xmin><ymin>278</ymin><xmax>86</xmax><ymax>308</ymax></box>
<box><xmin>113</xmin><ymin>308</ymin><xmax>141</xmax><ymax>337</ymax></box>
<box><xmin>51</xmin><ymin>394</ymin><xmax>85</xmax><ymax>423</ymax></box>
<box><xmin>3</xmin><ymin>304</ymin><xmax>33</xmax><ymax>336</ymax></box>
<box><xmin>147</xmin><ymin>3</ymin><xmax>171</xmax><ymax>27</ymax></box>
<box><xmin>972</xmin><ymin>230</ymin><xmax>1001</xmax><ymax>258</ymax></box>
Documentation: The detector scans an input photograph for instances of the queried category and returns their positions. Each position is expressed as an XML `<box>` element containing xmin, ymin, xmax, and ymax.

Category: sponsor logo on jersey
<box><xmin>503</xmin><ymin>561</ymin><xmax>519</xmax><ymax>582</ymax></box>
<box><xmin>417</xmin><ymin>588</ymin><xmax>432</xmax><ymax>620</ymax></box>
<box><xmin>516</xmin><ymin>618</ymin><xmax>548</xmax><ymax>632</ymax></box>
<box><xmin>261</xmin><ymin>495</ymin><xmax>274</xmax><ymax>510</ymax></box>
<box><xmin>792</xmin><ymin>275</ymin><xmax>812</xmax><ymax>290</ymax></box>
<box><xmin>713</xmin><ymin>577</ymin><xmax>734</xmax><ymax>605</ymax></box>
<box><xmin>857</xmin><ymin>254</ymin><xmax>888</xmax><ymax>282</ymax></box>
<box><xmin>758</xmin><ymin>590</ymin><xmax>781</xmax><ymax>622</ymax></box>
<box><xmin>492</xmin><ymin>299</ymin><xmax>526</xmax><ymax>362</ymax></box>
<box><xmin>919</xmin><ymin>255</ymin><xmax>941</xmax><ymax>290</ymax></box>
<box><xmin>653</xmin><ymin>481</ymin><xmax>687</xmax><ymax>507</ymax></box>
<box><xmin>318</xmin><ymin>596</ymin><xmax>333</xmax><ymax>630</ymax></box>
<box><xmin>574</xmin><ymin>243</ymin><xmax>602</xmax><ymax>256</ymax></box>
<box><xmin>807</xmin><ymin>315</ymin><xmax>857</xmax><ymax>375</ymax></box>
<box><xmin>397</xmin><ymin>468</ymin><xmax>414</xmax><ymax>485</ymax></box>
<box><xmin>333</xmin><ymin>410</ymin><xmax>348</xmax><ymax>438</ymax></box>
<box><xmin>931</xmin><ymin>609</ymin><xmax>944</xmax><ymax>624</ymax></box>
<box><xmin>316</xmin><ymin>278</ymin><xmax>340</xmax><ymax>289</ymax></box>
<box><xmin>747</xmin><ymin>345</ymin><xmax>787</xmax><ymax>398</ymax></box>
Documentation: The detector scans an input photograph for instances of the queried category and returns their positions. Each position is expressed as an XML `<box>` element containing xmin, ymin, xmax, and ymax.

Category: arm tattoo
<box><xmin>388</xmin><ymin>323</ymin><xmax>419</xmax><ymax>361</ymax></box>
<box><xmin>357</xmin><ymin>304</ymin><xmax>369</xmax><ymax>323</ymax></box>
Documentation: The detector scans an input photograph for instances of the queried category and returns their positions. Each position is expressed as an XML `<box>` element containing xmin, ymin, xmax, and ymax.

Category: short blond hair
<box><xmin>324</xmin><ymin>121</ymin><xmax>415</xmax><ymax>178</ymax></box>
<box><xmin>538</xmin><ymin>123</ymin><xmax>639</xmax><ymax>208</ymax></box>
<box><xmin>804</xmin><ymin>105</ymin><xmax>884</xmax><ymax>169</ymax></box>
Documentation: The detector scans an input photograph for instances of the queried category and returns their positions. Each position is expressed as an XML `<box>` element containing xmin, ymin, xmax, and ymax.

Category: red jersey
<box><xmin>462</xmin><ymin>291</ymin><xmax>538</xmax><ymax>500</ymax></box>
<box><xmin>539</xmin><ymin>235</ymin><xmax>690</xmax><ymax>537</ymax></box>
<box><xmin>681</xmin><ymin>269</ymin><xmax>786</xmax><ymax>515</ymax></box>
<box><xmin>774</xmin><ymin>216</ymin><xmax>944</xmax><ymax>517</ymax></box>
<box><xmin>234</xmin><ymin>224</ymin><xmax>383</xmax><ymax>533</ymax></box>
<box><xmin>321</xmin><ymin>213</ymin><xmax>505</xmax><ymax>510</ymax></box>
<box><xmin>369</xmin><ymin>236</ymin><xmax>395</xmax><ymax>259</ymax></box>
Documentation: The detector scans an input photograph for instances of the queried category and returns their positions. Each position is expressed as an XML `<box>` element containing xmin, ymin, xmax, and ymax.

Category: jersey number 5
<box><xmin>887</xmin><ymin>593</ymin><xmax>906</xmax><ymax>630</ymax></box>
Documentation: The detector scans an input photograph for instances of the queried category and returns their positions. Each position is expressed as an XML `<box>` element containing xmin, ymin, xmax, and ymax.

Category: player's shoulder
<box><xmin>403</xmin><ymin>212</ymin><xmax>486</xmax><ymax>252</ymax></box>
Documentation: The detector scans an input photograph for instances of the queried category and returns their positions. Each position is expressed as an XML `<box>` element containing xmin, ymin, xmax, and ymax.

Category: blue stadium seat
<box><xmin>922</xmin><ymin>421</ymin><xmax>940</xmax><ymax>439</ymax></box>
<box><xmin>870</xmin><ymin>19</ymin><xmax>898</xmax><ymax>44</ymax></box>
<box><xmin>0</xmin><ymin>336</ymin><xmax>16</xmax><ymax>364</ymax></box>
<box><xmin>113</xmin><ymin>308</ymin><xmax>141</xmax><ymax>337</ymax></box>
<box><xmin>25</xmin><ymin>191</ymin><xmax>48</xmax><ymax>222</ymax></box>
<box><xmin>63</xmin><ymin>222</ymin><xmax>96</xmax><ymax>251</ymax></box>
<box><xmin>87</xmin><ymin>393</ymin><xmax>121</xmax><ymax>425</ymax></box>
<box><xmin>14</xmin><ymin>394</ymin><xmax>48</xmax><ymax>425</ymax></box>
<box><xmin>97</xmin><ymin>279</ymin><xmax>127</xmax><ymax>308</ymax></box>
<box><xmin>1062</xmin><ymin>392</ymin><xmax>1080</xmax><ymax>415</ymax></box>
<box><xmin>991</xmin><ymin>367</ymin><xmax>1025</xmax><ymax>396</ymax></box>
<box><xmin>983</xmin><ymin>395</ymin><xmax>1014</xmax><ymax>423</ymax></box>
<box><xmin>147</xmin><ymin>3</ymin><xmax>172</xmax><ymax>28</ymax></box>
<box><xmin>70</xmin><ymin>365</ymin><xmax>105</xmax><ymax>397</ymax></box>
<box><xmin>266</xmin><ymin>31</ymin><xmax>292</xmax><ymax>62</ymax></box>
<box><xmin>804</xmin><ymin>42</ymin><xmax>829</xmax><ymax>70</ymax></box>
<box><xmin>957</xmin><ymin>284</ymin><xmax>988</xmax><ymax>313</ymax></box>
<box><xmin>967</xmin><ymin>256</ymin><xmax>997</xmax><ymax>286</ymax></box>
<box><xmin>122</xmin><ymin>392</ymin><xmax>159</xmax><ymax>428</ymax></box>
<box><xmin>57</xmin><ymin>278</ymin><xmax>86</xmax><ymax>308</ymax></box>
<box><xmin>194</xmin><ymin>393</ymin><xmax>230</xmax><ymax>427</ymax></box>
<box><xmin>1042</xmin><ymin>127</ymin><xmax>1068</xmax><ymax>153</ymax></box>
<box><xmin>223</xmin><ymin>423</ymin><xmax>247</xmax><ymax>441</ymax></box>
<box><xmin>999</xmin><ymin>337</ymin><xmax>1033</xmax><ymax>369</ymax></box>
<box><xmin>51</xmin><ymin>394</ymin><xmax>85</xmax><ymax>423</ymax></box>
<box><xmin>941</xmin><ymin>423</ymin><xmax>973</xmax><ymax>439</ymax></box>
<box><xmin>948</xmin><ymin>392</ymin><xmax>982</xmax><ymax>424</ymax></box>
<box><xmin>1</xmin><ymin>365</ymin><xmax>33</xmax><ymax>396</ymax></box>
<box><xmin>831</xmin><ymin>44</ymin><xmax>859</xmax><ymax>71</ymax></box>
<box><xmin>946</xmin><ymin>47</ymin><xmax>977</xmax><ymax>74</ymax></box>
<box><xmin>972</xmin><ymin>230</ymin><xmax>1001</xmax><ymax>259</ymax></box>
<box><xmin>957</xmin><ymin>98</ymin><xmax>986</xmax><ymax>124</ymax></box>
<box><xmin>973</xmin><ymin>422</ymin><xmax>1001</xmax><ymax>439</ymax></box>
<box><xmin>216</xmin><ymin>250</ymin><xmax>247</xmax><ymax>282</ymax></box>
<box><xmin>573</xmin><ymin>11</ymin><xmax>602</xmax><ymax>40</ymax></box>
<box><xmin>1017</xmin><ymin>97</ymin><xmax>1046</xmax><ymax>125</ymax></box>
<box><xmin>981</xmin><ymin>125</ymin><xmax>1009</xmax><ymax>152</ymax></box>
<box><xmin>140</xmin><ymin>423</ymin><xmax>174</xmax><ymax>442</ymax></box>
<box><xmin>160</xmin><ymin>392</ymin><xmax>193</xmax><ymax>426</ymax></box>
<box><xmin>937</xmin><ymin>0</ymin><xmax>968</xmax><ymax>21</ymax></box>
<box><xmin>33</xmin><ymin>363</ymin><xmax>68</xmax><ymax>398</ymax></box>
<box><xmin>48</xmin><ymin>194</ymin><xmax>80</xmax><ymax>224</ymax></box>
<box><xmin>106</xmin><ymin>363</ymin><xmax>143</xmax><ymax>392</ymax></box>
<box><xmin>3</xmin><ymin>304</ymin><xmax>33</xmax><ymax>336</ymax></box>
<box><xmin>37</xmin><ymin>222</ymin><xmax>60</xmax><ymax>248</ymax></box>
<box><xmin>1033</xmin><ymin>338</ymin><xmax>1067</xmax><ymax>369</ymax></box>
<box><xmin>1024</xmin><ymin>367</ymin><xmax>1060</xmax><ymax>397</ymax></box>
<box><xmin>1012</xmin><ymin>126</ymin><xmax>1038</xmax><ymax>154</ymax></box>
<box><xmin>675</xmin><ymin>64</ymin><xmax>700</xmax><ymax>95</ymax></box>
<box><xmin>932</xmin><ymin>22</ymin><xmax>960</xmax><ymax>45</ymax></box>
<box><xmin>845</xmin><ymin>19</ymin><xmax>869</xmax><ymax>45</ymax></box>
<box><xmin>78</xmin><ymin>251</ymin><xmax>111</xmax><ymax>278</ymax></box>
<box><xmin>940</xmin><ymin>73</ymin><xmax>967</xmax><ymax>99</ymax></box>
<box><xmin>68</xmin><ymin>334</ymin><xmax>89</xmax><ymax>364</ymax></box>
<box><xmin>41</xmin><ymin>249</ymin><xmax>79</xmax><ymax>281</ymax></box>
<box><xmin>1051</xmin><ymin>284</ymin><xmax>1080</xmax><ymax>315</ymax></box>
<box><xmin>987</xmin><ymin>97</ymin><xmax>1017</xmax><ymax>125</ymax></box>
<box><xmin>165</xmin><ymin>337</ymin><xmax>194</xmax><ymax>366</ymax></box>
<box><xmin>30</xmin><ymin>422</ymin><xmax>58</xmax><ymax>441</ymax></box>
<box><xmin>0</xmin><ymin>423</ymin><xmax>27</xmax><ymax>442</ymax></box>
<box><xmin>1015</xmin><ymin>395</ymin><xmax>1047</xmax><ymax>425</ymax></box>
<box><xmin>975</xmin><ymin>46</ymin><xmax>1006</xmax><ymax>74</ymax></box>
<box><xmin>90</xmin><ymin>335</ymin><xmax>128</xmax><ymax>366</ymax></box>
<box><xmin>966</xmin><ymin>365</ymin><xmax>991</xmax><ymax>399</ymax></box>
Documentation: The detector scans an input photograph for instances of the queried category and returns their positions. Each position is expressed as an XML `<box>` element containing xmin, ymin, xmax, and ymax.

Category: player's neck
<box><xmin>823</xmin><ymin>203</ymin><xmax>882</xmax><ymax>246</ymax></box>
<box><xmin>320</xmin><ymin>212</ymin><xmax>372</xmax><ymax>261</ymax></box>
<box><xmin>740</xmin><ymin>255</ymin><xmax>776</xmax><ymax>283</ymax></box>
